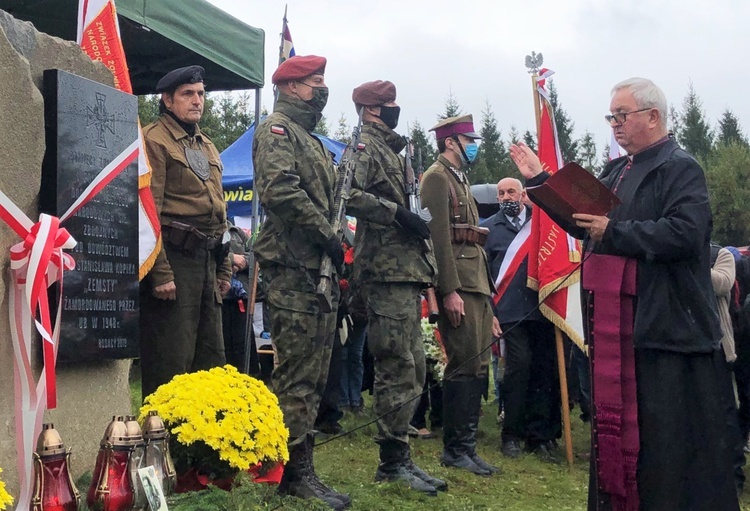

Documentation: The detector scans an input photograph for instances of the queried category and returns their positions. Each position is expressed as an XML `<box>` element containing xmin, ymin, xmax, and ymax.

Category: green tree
<box><xmin>668</xmin><ymin>104</ymin><xmax>681</xmax><ymax>140</ymax></box>
<box><xmin>470</xmin><ymin>100</ymin><xmax>514</xmax><ymax>184</ymax></box>
<box><xmin>410</xmin><ymin>121</ymin><xmax>436</xmax><ymax>169</ymax></box>
<box><xmin>200</xmin><ymin>92</ymin><xmax>254</xmax><ymax>152</ymax></box>
<box><xmin>138</xmin><ymin>95</ymin><xmax>160</xmax><ymax>126</ymax></box>
<box><xmin>678</xmin><ymin>82</ymin><xmax>713</xmax><ymax>160</ymax></box>
<box><xmin>439</xmin><ymin>87</ymin><xmax>462</xmax><ymax>120</ymax></box>
<box><xmin>522</xmin><ymin>130</ymin><xmax>537</xmax><ymax>153</ymax></box>
<box><xmin>548</xmin><ymin>80</ymin><xmax>578</xmax><ymax>163</ymax></box>
<box><xmin>716</xmin><ymin>109</ymin><xmax>748</xmax><ymax>147</ymax></box>
<box><xmin>508</xmin><ymin>125</ymin><xmax>521</xmax><ymax>146</ymax></box>
<box><xmin>704</xmin><ymin>143</ymin><xmax>750</xmax><ymax>245</ymax></box>
<box><xmin>333</xmin><ymin>113</ymin><xmax>350</xmax><ymax>143</ymax></box>
<box><xmin>578</xmin><ymin>130</ymin><xmax>598</xmax><ymax>174</ymax></box>
<box><xmin>314</xmin><ymin>114</ymin><xmax>330</xmax><ymax>136</ymax></box>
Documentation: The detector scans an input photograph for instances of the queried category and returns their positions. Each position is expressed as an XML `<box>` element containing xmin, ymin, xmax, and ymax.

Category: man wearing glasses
<box><xmin>511</xmin><ymin>77</ymin><xmax>739</xmax><ymax>510</ymax></box>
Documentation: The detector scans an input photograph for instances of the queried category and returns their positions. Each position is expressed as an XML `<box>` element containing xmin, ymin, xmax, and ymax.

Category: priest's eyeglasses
<box><xmin>605</xmin><ymin>108</ymin><xmax>651</xmax><ymax>126</ymax></box>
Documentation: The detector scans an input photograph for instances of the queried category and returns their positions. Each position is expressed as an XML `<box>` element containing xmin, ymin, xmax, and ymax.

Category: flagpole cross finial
<box><xmin>525</xmin><ymin>51</ymin><xmax>543</xmax><ymax>75</ymax></box>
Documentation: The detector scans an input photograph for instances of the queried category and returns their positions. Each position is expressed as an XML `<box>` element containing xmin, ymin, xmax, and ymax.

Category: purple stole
<box><xmin>583</xmin><ymin>254</ymin><xmax>639</xmax><ymax>511</ymax></box>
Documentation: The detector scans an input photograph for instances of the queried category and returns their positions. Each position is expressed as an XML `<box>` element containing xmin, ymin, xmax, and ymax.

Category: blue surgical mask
<box><xmin>463</xmin><ymin>142</ymin><xmax>479</xmax><ymax>164</ymax></box>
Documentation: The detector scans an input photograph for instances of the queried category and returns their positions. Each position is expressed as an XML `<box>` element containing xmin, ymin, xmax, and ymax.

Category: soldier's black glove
<box><xmin>394</xmin><ymin>205</ymin><xmax>431</xmax><ymax>239</ymax></box>
<box><xmin>323</xmin><ymin>234</ymin><xmax>345</xmax><ymax>271</ymax></box>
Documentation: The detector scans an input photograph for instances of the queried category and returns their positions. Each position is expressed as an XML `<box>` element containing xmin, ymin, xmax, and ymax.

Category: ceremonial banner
<box><xmin>527</xmin><ymin>69</ymin><xmax>585</xmax><ymax>349</ymax></box>
<box><xmin>279</xmin><ymin>8</ymin><xmax>296</xmax><ymax>63</ymax></box>
<box><xmin>77</xmin><ymin>0</ymin><xmax>161</xmax><ymax>280</ymax></box>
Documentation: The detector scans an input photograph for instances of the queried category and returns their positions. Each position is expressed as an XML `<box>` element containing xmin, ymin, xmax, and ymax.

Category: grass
<box><xmin>126</xmin><ymin>376</ymin><xmax>750</xmax><ymax>511</ymax></box>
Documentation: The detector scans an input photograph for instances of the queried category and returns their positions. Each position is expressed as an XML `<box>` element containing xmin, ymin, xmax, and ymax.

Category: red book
<box><xmin>526</xmin><ymin>162</ymin><xmax>621</xmax><ymax>236</ymax></box>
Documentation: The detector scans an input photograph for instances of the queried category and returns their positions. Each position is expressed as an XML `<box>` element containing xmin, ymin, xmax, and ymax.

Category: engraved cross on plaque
<box><xmin>87</xmin><ymin>92</ymin><xmax>115</xmax><ymax>149</ymax></box>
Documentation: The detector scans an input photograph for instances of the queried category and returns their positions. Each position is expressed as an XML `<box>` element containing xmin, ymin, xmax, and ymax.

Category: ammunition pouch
<box><xmin>162</xmin><ymin>222</ymin><xmax>228</xmax><ymax>262</ymax></box>
<box><xmin>450</xmin><ymin>224</ymin><xmax>489</xmax><ymax>246</ymax></box>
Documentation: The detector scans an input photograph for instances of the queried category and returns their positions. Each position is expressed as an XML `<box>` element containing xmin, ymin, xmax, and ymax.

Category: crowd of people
<box><xmin>138</xmin><ymin>57</ymin><xmax>749</xmax><ymax>511</ymax></box>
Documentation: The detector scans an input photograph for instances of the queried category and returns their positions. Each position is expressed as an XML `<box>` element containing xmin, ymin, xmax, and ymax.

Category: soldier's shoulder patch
<box><xmin>356</xmin><ymin>142</ymin><xmax>366</xmax><ymax>150</ymax></box>
<box><xmin>270</xmin><ymin>125</ymin><xmax>286</xmax><ymax>136</ymax></box>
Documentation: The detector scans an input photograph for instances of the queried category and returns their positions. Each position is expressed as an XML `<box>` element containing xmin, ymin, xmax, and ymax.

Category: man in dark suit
<box><xmin>481</xmin><ymin>177</ymin><xmax>561</xmax><ymax>462</ymax></box>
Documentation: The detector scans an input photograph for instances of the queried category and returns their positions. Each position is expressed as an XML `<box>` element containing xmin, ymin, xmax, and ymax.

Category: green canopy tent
<box><xmin>0</xmin><ymin>0</ymin><xmax>265</xmax><ymax>93</ymax></box>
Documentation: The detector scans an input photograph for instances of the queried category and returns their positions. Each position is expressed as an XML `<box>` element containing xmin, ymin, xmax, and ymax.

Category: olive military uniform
<box><xmin>420</xmin><ymin>114</ymin><xmax>497</xmax><ymax>476</ymax></box>
<box><xmin>420</xmin><ymin>155</ymin><xmax>493</xmax><ymax>379</ymax></box>
<box><xmin>253</xmin><ymin>94</ymin><xmax>339</xmax><ymax>444</ymax></box>
<box><xmin>347</xmin><ymin>122</ymin><xmax>438</xmax><ymax>444</ymax></box>
<box><xmin>140</xmin><ymin>112</ymin><xmax>230</xmax><ymax>400</ymax></box>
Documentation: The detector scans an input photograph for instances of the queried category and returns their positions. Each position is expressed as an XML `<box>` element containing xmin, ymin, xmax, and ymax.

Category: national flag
<box><xmin>77</xmin><ymin>0</ymin><xmax>162</xmax><ymax>280</ymax></box>
<box><xmin>279</xmin><ymin>8</ymin><xmax>296</xmax><ymax>64</ymax></box>
<box><xmin>527</xmin><ymin>68</ymin><xmax>585</xmax><ymax>349</ymax></box>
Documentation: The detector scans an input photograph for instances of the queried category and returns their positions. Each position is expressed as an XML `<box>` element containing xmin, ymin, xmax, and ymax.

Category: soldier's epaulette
<box><xmin>270</xmin><ymin>125</ymin><xmax>286</xmax><ymax>136</ymax></box>
<box><xmin>356</xmin><ymin>142</ymin><xmax>366</xmax><ymax>150</ymax></box>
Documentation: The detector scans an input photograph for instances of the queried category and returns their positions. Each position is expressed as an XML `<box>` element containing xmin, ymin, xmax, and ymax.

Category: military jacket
<box><xmin>420</xmin><ymin>156</ymin><xmax>492</xmax><ymax>297</ymax></box>
<box><xmin>143</xmin><ymin>113</ymin><xmax>230</xmax><ymax>286</ymax></box>
<box><xmin>228</xmin><ymin>222</ymin><xmax>253</xmax><ymax>290</ymax></box>
<box><xmin>346</xmin><ymin>122</ymin><xmax>437</xmax><ymax>285</ymax></box>
<box><xmin>252</xmin><ymin>95</ymin><xmax>336</xmax><ymax>270</ymax></box>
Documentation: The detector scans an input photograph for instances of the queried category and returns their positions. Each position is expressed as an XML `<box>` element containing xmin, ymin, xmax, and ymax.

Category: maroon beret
<box><xmin>352</xmin><ymin>80</ymin><xmax>397</xmax><ymax>106</ymax></box>
<box><xmin>272</xmin><ymin>55</ymin><xmax>327</xmax><ymax>85</ymax></box>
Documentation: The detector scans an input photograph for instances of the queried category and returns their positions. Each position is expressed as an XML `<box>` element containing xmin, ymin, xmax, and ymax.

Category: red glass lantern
<box><xmin>141</xmin><ymin>411</ymin><xmax>176</xmax><ymax>496</ymax></box>
<box><xmin>31</xmin><ymin>423</ymin><xmax>80</xmax><ymax>511</ymax></box>
<box><xmin>87</xmin><ymin>416</ymin><xmax>134</xmax><ymax>511</ymax></box>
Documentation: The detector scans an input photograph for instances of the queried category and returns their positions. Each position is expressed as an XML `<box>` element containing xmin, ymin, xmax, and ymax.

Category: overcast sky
<box><xmin>207</xmin><ymin>0</ymin><xmax>749</xmax><ymax>155</ymax></box>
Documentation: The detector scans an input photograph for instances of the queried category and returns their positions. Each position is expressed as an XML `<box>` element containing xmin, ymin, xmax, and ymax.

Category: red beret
<box><xmin>352</xmin><ymin>80</ymin><xmax>397</xmax><ymax>106</ymax></box>
<box><xmin>272</xmin><ymin>55</ymin><xmax>327</xmax><ymax>85</ymax></box>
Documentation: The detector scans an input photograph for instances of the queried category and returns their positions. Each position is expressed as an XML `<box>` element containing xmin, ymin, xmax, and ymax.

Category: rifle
<box><xmin>404</xmin><ymin>139</ymin><xmax>440</xmax><ymax>324</ymax></box>
<box><xmin>316</xmin><ymin>108</ymin><xmax>364</xmax><ymax>313</ymax></box>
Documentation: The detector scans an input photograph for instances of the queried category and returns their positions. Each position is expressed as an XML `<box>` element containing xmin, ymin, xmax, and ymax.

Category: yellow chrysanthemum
<box><xmin>0</xmin><ymin>467</ymin><xmax>13</xmax><ymax>510</ymax></box>
<box><xmin>139</xmin><ymin>365</ymin><xmax>289</xmax><ymax>472</ymax></box>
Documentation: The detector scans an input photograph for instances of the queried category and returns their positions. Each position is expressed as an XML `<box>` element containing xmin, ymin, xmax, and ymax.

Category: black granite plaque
<box><xmin>40</xmin><ymin>69</ymin><xmax>139</xmax><ymax>362</ymax></box>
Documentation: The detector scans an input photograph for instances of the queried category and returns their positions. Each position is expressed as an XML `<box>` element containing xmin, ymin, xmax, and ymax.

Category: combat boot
<box><xmin>278</xmin><ymin>436</ymin><xmax>347</xmax><ymax>510</ymax></box>
<box><xmin>440</xmin><ymin>378</ymin><xmax>491</xmax><ymax>476</ymax></box>
<box><xmin>374</xmin><ymin>439</ymin><xmax>438</xmax><ymax>496</ymax></box>
<box><xmin>306</xmin><ymin>434</ymin><xmax>351</xmax><ymax>507</ymax></box>
<box><xmin>402</xmin><ymin>443</ymin><xmax>448</xmax><ymax>491</ymax></box>
<box><xmin>465</xmin><ymin>376</ymin><xmax>500</xmax><ymax>474</ymax></box>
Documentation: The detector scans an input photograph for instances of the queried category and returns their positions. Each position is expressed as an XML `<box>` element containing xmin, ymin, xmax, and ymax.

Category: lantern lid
<box><xmin>142</xmin><ymin>411</ymin><xmax>167</xmax><ymax>440</ymax></box>
<box><xmin>36</xmin><ymin>423</ymin><xmax>66</xmax><ymax>457</ymax></box>
<box><xmin>101</xmin><ymin>415</ymin><xmax>130</xmax><ymax>448</ymax></box>
<box><xmin>124</xmin><ymin>415</ymin><xmax>144</xmax><ymax>446</ymax></box>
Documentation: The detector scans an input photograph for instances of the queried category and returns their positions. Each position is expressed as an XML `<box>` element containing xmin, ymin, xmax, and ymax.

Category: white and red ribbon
<box><xmin>492</xmin><ymin>220</ymin><xmax>532</xmax><ymax>305</ymax></box>
<box><xmin>3</xmin><ymin>138</ymin><xmax>138</xmax><ymax>511</ymax></box>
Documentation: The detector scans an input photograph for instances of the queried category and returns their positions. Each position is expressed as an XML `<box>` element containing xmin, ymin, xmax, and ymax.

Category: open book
<box><xmin>526</xmin><ymin>162</ymin><xmax>621</xmax><ymax>235</ymax></box>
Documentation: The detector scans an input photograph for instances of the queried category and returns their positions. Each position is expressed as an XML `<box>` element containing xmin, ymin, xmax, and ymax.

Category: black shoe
<box><xmin>375</xmin><ymin>440</ymin><xmax>438</xmax><ymax>495</ymax></box>
<box><xmin>531</xmin><ymin>440</ymin><xmax>560</xmax><ymax>464</ymax></box>
<box><xmin>402</xmin><ymin>445</ymin><xmax>448</xmax><ymax>491</ymax></box>
<box><xmin>278</xmin><ymin>437</ymin><xmax>347</xmax><ymax>510</ymax></box>
<box><xmin>315</xmin><ymin>421</ymin><xmax>344</xmax><ymax>436</ymax></box>
<box><xmin>468</xmin><ymin>452</ymin><xmax>500</xmax><ymax>474</ymax></box>
<box><xmin>306</xmin><ymin>435</ymin><xmax>351</xmax><ymax>507</ymax></box>
<box><xmin>501</xmin><ymin>439</ymin><xmax>523</xmax><ymax>459</ymax></box>
<box><xmin>440</xmin><ymin>449</ymin><xmax>492</xmax><ymax>476</ymax></box>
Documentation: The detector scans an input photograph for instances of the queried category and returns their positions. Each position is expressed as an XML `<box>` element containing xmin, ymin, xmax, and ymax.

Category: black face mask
<box><xmin>304</xmin><ymin>86</ymin><xmax>329</xmax><ymax>112</ymax></box>
<box><xmin>377</xmin><ymin>105</ymin><xmax>401</xmax><ymax>130</ymax></box>
<box><xmin>500</xmin><ymin>200</ymin><xmax>521</xmax><ymax>217</ymax></box>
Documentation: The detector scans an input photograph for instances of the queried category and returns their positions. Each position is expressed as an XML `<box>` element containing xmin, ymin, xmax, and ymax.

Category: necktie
<box><xmin>513</xmin><ymin>217</ymin><xmax>521</xmax><ymax>230</ymax></box>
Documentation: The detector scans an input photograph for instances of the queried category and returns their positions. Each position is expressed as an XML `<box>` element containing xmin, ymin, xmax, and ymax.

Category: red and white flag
<box><xmin>77</xmin><ymin>0</ymin><xmax>161</xmax><ymax>280</ymax></box>
<box><xmin>527</xmin><ymin>69</ymin><xmax>585</xmax><ymax>349</ymax></box>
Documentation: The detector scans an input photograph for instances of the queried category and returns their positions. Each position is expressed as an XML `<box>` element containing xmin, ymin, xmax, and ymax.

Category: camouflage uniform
<box><xmin>347</xmin><ymin>122</ymin><xmax>437</xmax><ymax>444</ymax></box>
<box><xmin>253</xmin><ymin>94</ymin><xmax>339</xmax><ymax>444</ymax></box>
<box><xmin>139</xmin><ymin>113</ymin><xmax>230</xmax><ymax>400</ymax></box>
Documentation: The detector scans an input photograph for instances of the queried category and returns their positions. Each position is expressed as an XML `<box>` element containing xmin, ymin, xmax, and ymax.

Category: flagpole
<box><xmin>525</xmin><ymin>51</ymin><xmax>574</xmax><ymax>471</ymax></box>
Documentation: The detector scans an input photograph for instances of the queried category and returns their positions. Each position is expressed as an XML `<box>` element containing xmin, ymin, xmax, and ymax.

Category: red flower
<box><xmin>339</xmin><ymin>278</ymin><xmax>349</xmax><ymax>292</ymax></box>
<box><xmin>344</xmin><ymin>247</ymin><xmax>355</xmax><ymax>265</ymax></box>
